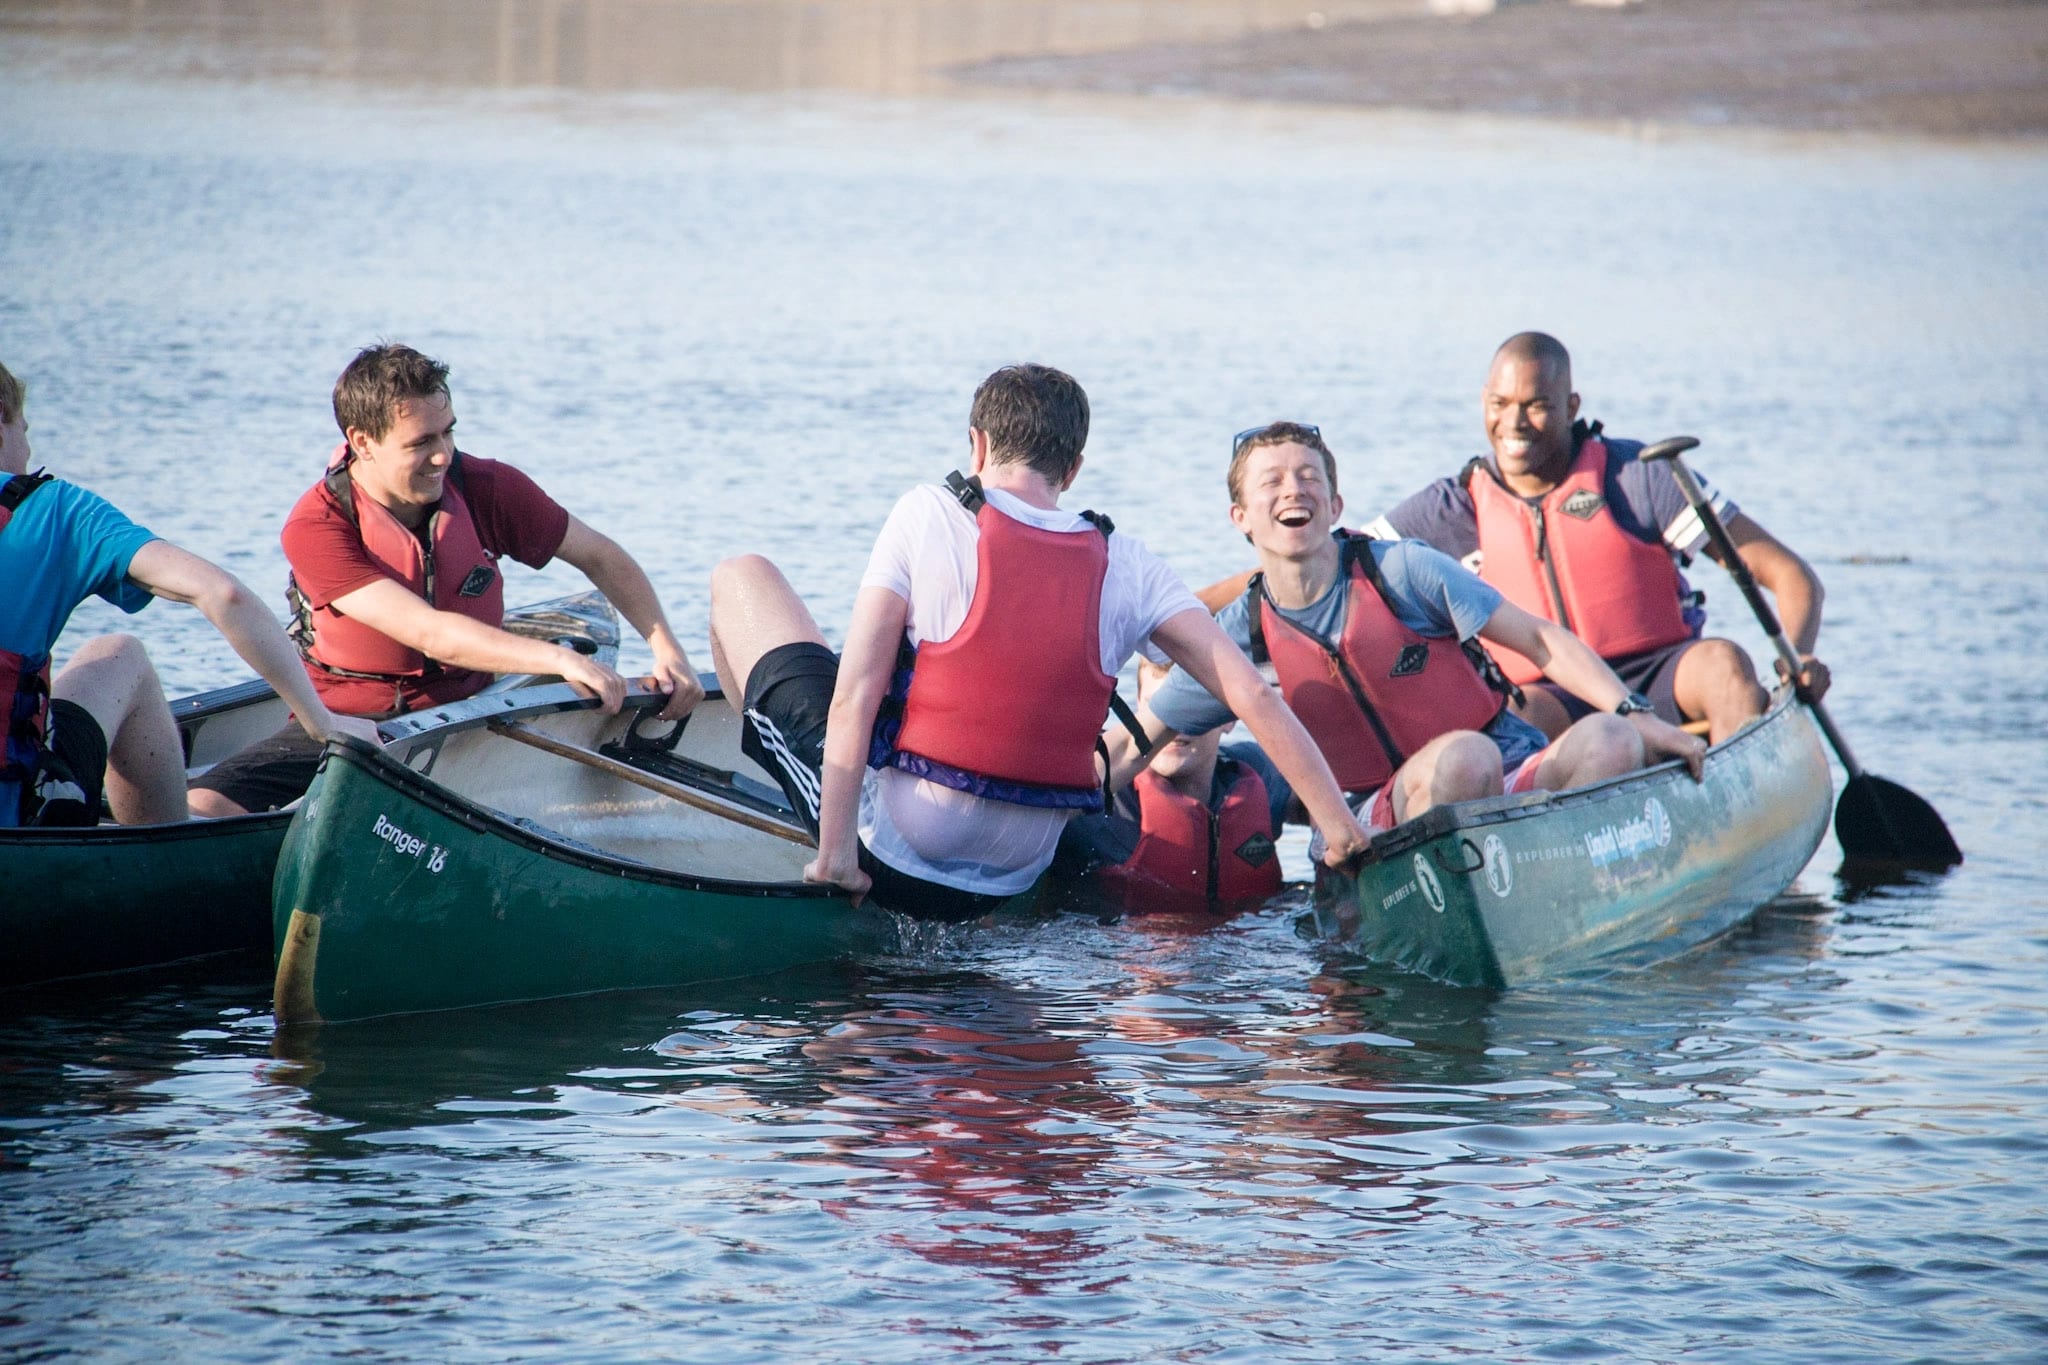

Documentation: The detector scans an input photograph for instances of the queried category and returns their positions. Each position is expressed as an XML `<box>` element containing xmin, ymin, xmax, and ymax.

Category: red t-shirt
<box><xmin>282</xmin><ymin>453</ymin><xmax>571</xmax><ymax>715</ymax></box>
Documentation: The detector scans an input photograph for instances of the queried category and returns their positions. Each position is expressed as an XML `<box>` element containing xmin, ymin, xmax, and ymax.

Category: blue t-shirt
<box><xmin>0</xmin><ymin>478</ymin><xmax>157</xmax><ymax>660</ymax></box>
<box><xmin>1151</xmin><ymin>536</ymin><xmax>1547</xmax><ymax>772</ymax></box>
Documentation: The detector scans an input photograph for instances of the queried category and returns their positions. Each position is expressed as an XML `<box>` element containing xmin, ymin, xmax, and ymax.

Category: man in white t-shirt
<box><xmin>707</xmin><ymin>363</ymin><xmax>1373</xmax><ymax>921</ymax></box>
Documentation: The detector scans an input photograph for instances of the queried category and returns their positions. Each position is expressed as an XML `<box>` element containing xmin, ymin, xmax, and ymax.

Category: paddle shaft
<box><xmin>1648</xmin><ymin>444</ymin><xmax>1866</xmax><ymax>777</ymax></box>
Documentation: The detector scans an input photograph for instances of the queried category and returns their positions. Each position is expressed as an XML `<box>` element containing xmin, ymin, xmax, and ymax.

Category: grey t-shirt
<box><xmin>1150</xmin><ymin>536</ymin><xmax>1547</xmax><ymax>771</ymax></box>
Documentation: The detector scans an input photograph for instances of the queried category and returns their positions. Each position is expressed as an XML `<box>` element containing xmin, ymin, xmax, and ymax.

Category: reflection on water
<box><xmin>0</xmin><ymin>0</ymin><xmax>1422</xmax><ymax>93</ymax></box>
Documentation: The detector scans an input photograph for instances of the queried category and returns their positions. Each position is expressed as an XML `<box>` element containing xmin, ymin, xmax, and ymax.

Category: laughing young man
<box><xmin>1121</xmin><ymin>423</ymin><xmax>1704</xmax><ymax>836</ymax></box>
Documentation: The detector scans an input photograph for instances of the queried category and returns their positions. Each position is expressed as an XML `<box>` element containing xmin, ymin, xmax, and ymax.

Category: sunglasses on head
<box><xmin>1232</xmin><ymin>422</ymin><xmax>1320</xmax><ymax>456</ymax></box>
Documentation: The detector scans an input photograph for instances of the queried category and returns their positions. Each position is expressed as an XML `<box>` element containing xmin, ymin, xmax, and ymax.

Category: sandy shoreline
<box><xmin>962</xmin><ymin>0</ymin><xmax>2048</xmax><ymax>140</ymax></box>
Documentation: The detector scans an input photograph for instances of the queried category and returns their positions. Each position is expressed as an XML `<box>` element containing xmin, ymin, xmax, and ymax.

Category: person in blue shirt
<box><xmin>1106</xmin><ymin>423</ymin><xmax>1704</xmax><ymax>836</ymax></box>
<box><xmin>0</xmin><ymin>360</ymin><xmax>373</xmax><ymax>828</ymax></box>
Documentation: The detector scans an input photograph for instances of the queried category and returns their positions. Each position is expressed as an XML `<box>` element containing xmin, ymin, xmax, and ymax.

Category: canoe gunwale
<box><xmin>312</xmin><ymin>711</ymin><xmax>840</xmax><ymax>902</ymax></box>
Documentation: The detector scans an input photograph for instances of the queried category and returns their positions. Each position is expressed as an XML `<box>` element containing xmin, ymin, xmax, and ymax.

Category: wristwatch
<box><xmin>1613</xmin><ymin>691</ymin><xmax>1656</xmax><ymax>716</ymax></box>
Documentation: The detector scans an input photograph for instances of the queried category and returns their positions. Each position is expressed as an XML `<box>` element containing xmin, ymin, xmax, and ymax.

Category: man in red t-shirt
<box><xmin>190</xmin><ymin>344</ymin><xmax>703</xmax><ymax>815</ymax></box>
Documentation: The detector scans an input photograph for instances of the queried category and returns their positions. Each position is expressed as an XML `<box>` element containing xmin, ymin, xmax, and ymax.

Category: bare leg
<box><xmin>1508</xmin><ymin>685</ymin><xmax>1573</xmax><ymax>741</ymax></box>
<box><xmin>1671</xmin><ymin>638</ymin><xmax>1768</xmax><ymax>744</ymax></box>
<box><xmin>187</xmin><ymin>785</ymin><xmax>249</xmax><ymax>819</ymax></box>
<box><xmin>1388</xmin><ymin>730</ymin><xmax>1503</xmax><ymax>824</ymax></box>
<box><xmin>1530</xmin><ymin>713</ymin><xmax>1645</xmax><ymax>791</ymax></box>
<box><xmin>50</xmin><ymin>634</ymin><xmax>188</xmax><ymax>825</ymax></box>
<box><xmin>708</xmin><ymin>555</ymin><xmax>829</xmax><ymax>705</ymax></box>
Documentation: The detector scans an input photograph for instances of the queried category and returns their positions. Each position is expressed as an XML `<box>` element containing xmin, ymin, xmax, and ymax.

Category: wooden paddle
<box><xmin>1638</xmin><ymin>436</ymin><xmax>1960</xmax><ymax>868</ymax></box>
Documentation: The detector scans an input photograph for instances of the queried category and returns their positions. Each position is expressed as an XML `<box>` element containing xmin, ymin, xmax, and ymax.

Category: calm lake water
<box><xmin>4</xmin><ymin>4</ymin><xmax>2047</xmax><ymax>1360</ymax></box>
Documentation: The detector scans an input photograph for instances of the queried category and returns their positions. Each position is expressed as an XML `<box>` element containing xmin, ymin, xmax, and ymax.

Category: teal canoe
<box><xmin>270</xmin><ymin>685</ymin><xmax>898</xmax><ymax>1025</ymax></box>
<box><xmin>1</xmin><ymin>593</ymin><xmax>618</xmax><ymax>989</ymax></box>
<box><xmin>1310</xmin><ymin>688</ymin><xmax>1832</xmax><ymax>987</ymax></box>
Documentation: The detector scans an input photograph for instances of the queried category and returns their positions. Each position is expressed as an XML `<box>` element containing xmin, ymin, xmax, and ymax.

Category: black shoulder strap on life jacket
<box><xmin>1242</xmin><ymin>572</ymin><xmax>1269</xmax><ymax>667</ymax></box>
<box><xmin>0</xmin><ymin>469</ymin><xmax>53</xmax><ymax>530</ymax></box>
<box><xmin>1571</xmin><ymin>417</ymin><xmax>1603</xmax><ymax>451</ymax></box>
<box><xmin>325</xmin><ymin>450</ymin><xmax>468</xmax><ymax>528</ymax></box>
<box><xmin>1080</xmin><ymin>509</ymin><xmax>1114</xmax><ymax>538</ymax></box>
<box><xmin>944</xmin><ymin>470</ymin><xmax>985</xmax><ymax>514</ymax></box>
<box><xmin>1107</xmin><ymin>688</ymin><xmax>1150</xmax><ymax>756</ymax></box>
<box><xmin>1457</xmin><ymin>455</ymin><xmax>1492</xmax><ymax>494</ymax></box>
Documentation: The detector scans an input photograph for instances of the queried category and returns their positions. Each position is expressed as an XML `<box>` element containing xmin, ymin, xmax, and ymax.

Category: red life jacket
<box><xmin>1249</xmin><ymin>534</ymin><xmax>1506</xmax><ymax>796</ymax></box>
<box><xmin>1466</xmin><ymin>434</ymin><xmax>1692</xmax><ymax>685</ymax></box>
<box><xmin>287</xmin><ymin>447</ymin><xmax>505</xmax><ymax>714</ymax></box>
<box><xmin>874</xmin><ymin>473</ymin><xmax>1116</xmax><ymax>810</ymax></box>
<box><xmin>1095</xmin><ymin>759</ymin><xmax>1282</xmax><ymax>915</ymax></box>
<box><xmin>1</xmin><ymin>472</ymin><xmax>58</xmax><ymax>826</ymax></box>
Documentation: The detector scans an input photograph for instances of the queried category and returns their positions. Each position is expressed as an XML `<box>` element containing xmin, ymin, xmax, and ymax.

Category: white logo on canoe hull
<box><xmin>1413</xmin><ymin>853</ymin><xmax>1446</xmax><ymax>914</ymax></box>
<box><xmin>372</xmin><ymin>812</ymin><xmax>448</xmax><ymax>873</ymax></box>
<box><xmin>1483</xmin><ymin>833</ymin><xmax>1512</xmax><ymax>898</ymax></box>
<box><xmin>1582</xmin><ymin>796</ymin><xmax>1676</xmax><ymax>869</ymax></box>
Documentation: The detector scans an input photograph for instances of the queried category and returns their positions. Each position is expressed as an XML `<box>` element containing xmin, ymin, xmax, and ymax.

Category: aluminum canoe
<box><xmin>1310</xmin><ymin>688</ymin><xmax>1832</xmax><ymax>987</ymax></box>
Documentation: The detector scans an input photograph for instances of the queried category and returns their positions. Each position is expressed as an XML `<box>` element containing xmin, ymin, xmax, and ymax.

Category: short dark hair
<box><xmin>1492</xmin><ymin>331</ymin><xmax>1573</xmax><ymax>388</ymax></box>
<box><xmin>1227</xmin><ymin>421</ymin><xmax>1338</xmax><ymax>506</ymax></box>
<box><xmin>0</xmin><ymin>361</ymin><xmax>23</xmax><ymax>426</ymax></box>
<box><xmin>969</xmin><ymin>365</ymin><xmax>1090</xmax><ymax>483</ymax></box>
<box><xmin>333</xmin><ymin>344</ymin><xmax>451</xmax><ymax>440</ymax></box>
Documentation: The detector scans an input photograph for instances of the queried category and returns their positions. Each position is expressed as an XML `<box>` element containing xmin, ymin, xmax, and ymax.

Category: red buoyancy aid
<box><xmin>1</xmin><ymin>472</ymin><xmax>56</xmax><ymax>825</ymax></box>
<box><xmin>1250</xmin><ymin>535</ymin><xmax>1505</xmax><ymax>796</ymax></box>
<box><xmin>291</xmin><ymin>448</ymin><xmax>504</xmax><ymax>705</ymax></box>
<box><xmin>881</xmin><ymin>474</ymin><xmax>1116</xmax><ymax>807</ymax></box>
<box><xmin>1467</xmin><ymin>436</ymin><xmax>1692</xmax><ymax>685</ymax></box>
<box><xmin>1095</xmin><ymin>761</ymin><xmax>1282</xmax><ymax>915</ymax></box>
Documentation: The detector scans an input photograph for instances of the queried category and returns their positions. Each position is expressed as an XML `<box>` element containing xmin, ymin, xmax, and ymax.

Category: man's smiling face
<box><xmin>1228</xmin><ymin>440</ymin><xmax>1342</xmax><ymax>557</ymax></box>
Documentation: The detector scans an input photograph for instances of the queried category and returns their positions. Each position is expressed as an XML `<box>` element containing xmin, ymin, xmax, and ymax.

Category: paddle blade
<box><xmin>1835</xmin><ymin>774</ymin><xmax>1962</xmax><ymax>869</ymax></box>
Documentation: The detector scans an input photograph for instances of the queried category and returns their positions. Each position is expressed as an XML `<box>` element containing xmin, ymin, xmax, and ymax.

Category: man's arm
<box><xmin>124</xmin><ymin>541</ymin><xmax>378</xmax><ymax>745</ymax></box>
<box><xmin>803</xmin><ymin>585</ymin><xmax>908</xmax><ymax>902</ymax></box>
<box><xmin>554</xmin><ymin>516</ymin><xmax>705</xmax><ymax>721</ymax></box>
<box><xmin>1150</xmin><ymin>607</ymin><xmax>1372</xmax><ymax>867</ymax></box>
<box><xmin>1478</xmin><ymin>600</ymin><xmax>1705</xmax><ymax>778</ymax></box>
<box><xmin>325</xmin><ymin>577</ymin><xmax>630</xmax><ymax>712</ymax></box>
<box><xmin>1710</xmin><ymin>512</ymin><xmax>1829</xmax><ymax>698</ymax></box>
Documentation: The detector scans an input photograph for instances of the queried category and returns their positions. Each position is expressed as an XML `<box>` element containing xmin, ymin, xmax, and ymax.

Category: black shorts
<box><xmin>16</xmin><ymin>699</ymin><xmax>109</xmax><ymax>827</ymax></box>
<box><xmin>1531</xmin><ymin>637</ymin><xmax>1695</xmax><ymax>728</ymax></box>
<box><xmin>188</xmin><ymin>723</ymin><xmax>326</xmax><ymax>813</ymax></box>
<box><xmin>739</xmin><ymin>640</ymin><xmax>1010</xmax><ymax>924</ymax></box>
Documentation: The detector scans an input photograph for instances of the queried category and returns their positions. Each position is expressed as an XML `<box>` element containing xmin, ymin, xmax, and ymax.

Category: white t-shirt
<box><xmin>857</xmin><ymin>482</ymin><xmax>1202</xmax><ymax>897</ymax></box>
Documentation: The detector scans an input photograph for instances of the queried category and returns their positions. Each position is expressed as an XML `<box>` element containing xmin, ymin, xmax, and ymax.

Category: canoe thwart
<box><xmin>485</xmin><ymin>719</ymin><xmax>816</xmax><ymax>847</ymax></box>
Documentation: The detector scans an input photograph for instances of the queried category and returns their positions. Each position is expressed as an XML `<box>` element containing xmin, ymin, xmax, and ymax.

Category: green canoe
<box><xmin>270</xmin><ymin>685</ymin><xmax>899</xmax><ymax>1025</ymax></box>
<box><xmin>2</xmin><ymin>593</ymin><xmax>619</xmax><ymax>989</ymax></box>
<box><xmin>1311</xmin><ymin>688</ymin><xmax>1832</xmax><ymax>987</ymax></box>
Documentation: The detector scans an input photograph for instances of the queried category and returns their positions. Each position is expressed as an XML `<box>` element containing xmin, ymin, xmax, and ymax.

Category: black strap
<box><xmin>944</xmin><ymin>469</ymin><xmax>986</xmax><ymax>513</ymax></box>
<box><xmin>0</xmin><ymin>469</ymin><xmax>52</xmax><ymax>522</ymax></box>
<box><xmin>944</xmin><ymin>470</ymin><xmax>1113</xmax><ymax>539</ymax></box>
<box><xmin>1242</xmin><ymin>573</ymin><xmax>1269</xmax><ymax>666</ymax></box>
<box><xmin>1107</xmin><ymin>688</ymin><xmax>1151</xmax><ymax>757</ymax></box>
<box><xmin>325</xmin><ymin>450</ymin><xmax>469</xmax><ymax>528</ymax></box>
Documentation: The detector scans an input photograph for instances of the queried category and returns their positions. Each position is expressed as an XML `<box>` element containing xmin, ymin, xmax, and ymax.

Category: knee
<box><xmin>56</xmin><ymin>632</ymin><xmax>153</xmax><ymax>676</ymax></box>
<box><xmin>1570</xmin><ymin>713</ymin><xmax>1646</xmax><ymax>773</ymax></box>
<box><xmin>710</xmin><ymin>554</ymin><xmax>781</xmax><ymax>608</ymax></box>
<box><xmin>1432</xmin><ymin>731</ymin><xmax>1504</xmax><ymax>800</ymax></box>
<box><xmin>1690</xmin><ymin>638</ymin><xmax>1755</xmax><ymax>684</ymax></box>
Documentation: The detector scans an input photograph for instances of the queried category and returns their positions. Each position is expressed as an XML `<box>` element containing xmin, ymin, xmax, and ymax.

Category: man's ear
<box><xmin>967</xmin><ymin>426</ymin><xmax>991</xmax><ymax>475</ymax></box>
<box><xmin>1060</xmin><ymin>451</ymin><xmax>1085</xmax><ymax>492</ymax></box>
<box><xmin>1331</xmin><ymin>491</ymin><xmax>1345</xmax><ymax>524</ymax></box>
<box><xmin>1568</xmin><ymin>391</ymin><xmax>1581</xmax><ymax>423</ymax></box>
<box><xmin>345</xmin><ymin>426</ymin><xmax>375</xmax><ymax>461</ymax></box>
<box><xmin>1228</xmin><ymin>499</ymin><xmax>1252</xmax><ymax>541</ymax></box>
